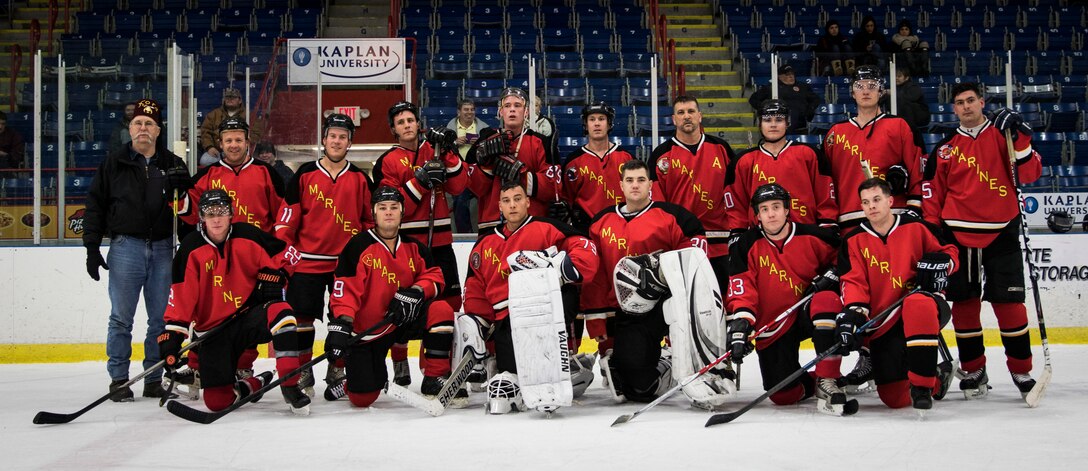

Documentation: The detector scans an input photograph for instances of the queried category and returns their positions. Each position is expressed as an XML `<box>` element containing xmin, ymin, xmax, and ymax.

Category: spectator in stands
<box><xmin>815</xmin><ymin>20</ymin><xmax>852</xmax><ymax>76</ymax></box>
<box><xmin>748</xmin><ymin>64</ymin><xmax>822</xmax><ymax>134</ymax></box>
<box><xmin>254</xmin><ymin>142</ymin><xmax>293</xmax><ymax>182</ymax></box>
<box><xmin>108</xmin><ymin>102</ymin><xmax>136</xmax><ymax>156</ymax></box>
<box><xmin>531</xmin><ymin>96</ymin><xmax>558</xmax><ymax>160</ymax></box>
<box><xmin>883</xmin><ymin>68</ymin><xmax>931</xmax><ymax>132</ymax></box>
<box><xmin>445</xmin><ymin>99</ymin><xmax>488</xmax><ymax>233</ymax></box>
<box><xmin>199</xmin><ymin>88</ymin><xmax>263</xmax><ymax>166</ymax></box>
<box><xmin>0</xmin><ymin>111</ymin><xmax>26</xmax><ymax>169</ymax></box>
<box><xmin>852</xmin><ymin>16</ymin><xmax>890</xmax><ymax>68</ymax></box>
<box><xmin>83</xmin><ymin>98</ymin><xmax>190</xmax><ymax>402</ymax></box>
<box><xmin>891</xmin><ymin>20</ymin><xmax>930</xmax><ymax>77</ymax></box>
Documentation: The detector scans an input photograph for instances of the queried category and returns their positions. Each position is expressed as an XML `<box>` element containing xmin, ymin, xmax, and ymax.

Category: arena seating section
<box><xmin>5</xmin><ymin>0</ymin><xmax>1088</xmax><ymax>206</ymax></box>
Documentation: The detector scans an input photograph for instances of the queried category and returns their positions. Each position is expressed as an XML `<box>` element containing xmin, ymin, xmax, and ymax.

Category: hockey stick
<box><xmin>611</xmin><ymin>292</ymin><xmax>817</xmax><ymax>426</ymax></box>
<box><xmin>427</xmin><ymin>142</ymin><xmax>441</xmax><ymax>246</ymax></box>
<box><xmin>1004</xmin><ymin>128</ymin><xmax>1052</xmax><ymax>408</ymax></box>
<box><xmin>705</xmin><ymin>289</ymin><xmax>918</xmax><ymax>427</ymax></box>
<box><xmin>383</xmin><ymin>323</ymin><xmax>497</xmax><ymax>416</ymax></box>
<box><xmin>32</xmin><ymin>315</ymin><xmax>236</xmax><ymax>425</ymax></box>
<box><xmin>933</xmin><ymin>333</ymin><xmax>956</xmax><ymax>401</ymax></box>
<box><xmin>166</xmin><ymin>319</ymin><xmax>391</xmax><ymax>424</ymax></box>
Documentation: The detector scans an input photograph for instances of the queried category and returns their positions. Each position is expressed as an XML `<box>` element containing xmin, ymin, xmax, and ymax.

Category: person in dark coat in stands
<box><xmin>748</xmin><ymin>64</ymin><xmax>823</xmax><ymax>134</ymax></box>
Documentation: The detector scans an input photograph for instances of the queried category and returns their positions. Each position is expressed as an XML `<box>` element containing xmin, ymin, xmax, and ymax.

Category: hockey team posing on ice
<box><xmin>82</xmin><ymin>69</ymin><xmax>1047</xmax><ymax>423</ymax></box>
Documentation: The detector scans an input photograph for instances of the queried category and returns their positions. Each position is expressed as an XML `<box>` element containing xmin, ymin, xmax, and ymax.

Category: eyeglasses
<box><xmin>853</xmin><ymin>82</ymin><xmax>882</xmax><ymax>91</ymax></box>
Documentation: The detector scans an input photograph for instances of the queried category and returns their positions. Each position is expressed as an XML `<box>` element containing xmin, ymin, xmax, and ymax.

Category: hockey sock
<box><xmin>993</xmin><ymin>303</ymin><xmax>1033</xmax><ymax>374</ymax></box>
<box><xmin>297</xmin><ymin>320</ymin><xmax>315</xmax><ymax>364</ymax></box>
<box><xmin>442</xmin><ymin>293</ymin><xmax>463</xmax><ymax>312</ymax></box>
<box><xmin>187</xmin><ymin>350</ymin><xmax>201</xmax><ymax>370</ymax></box>
<box><xmin>347</xmin><ymin>390</ymin><xmax>380</xmax><ymax>408</ymax></box>
<box><xmin>390</xmin><ymin>344</ymin><xmax>409</xmax><ymax>362</ymax></box>
<box><xmin>951</xmin><ymin>298</ymin><xmax>986</xmax><ymax>372</ymax></box>
<box><xmin>810</xmin><ymin>298</ymin><xmax>842</xmax><ymax>378</ymax></box>
<box><xmin>204</xmin><ymin>385</ymin><xmax>236</xmax><ymax>411</ymax></box>
<box><xmin>268</xmin><ymin>304</ymin><xmax>301</xmax><ymax>386</ymax></box>
<box><xmin>770</xmin><ymin>383</ymin><xmax>807</xmax><ymax>406</ymax></box>
<box><xmin>877</xmin><ymin>379</ymin><xmax>911</xmax><ymax>409</ymax></box>
<box><xmin>903</xmin><ymin>294</ymin><xmax>940</xmax><ymax>381</ymax></box>
<box><xmin>422</xmin><ymin>323</ymin><xmax>454</xmax><ymax>377</ymax></box>
<box><xmin>237</xmin><ymin>348</ymin><xmax>258</xmax><ymax>371</ymax></box>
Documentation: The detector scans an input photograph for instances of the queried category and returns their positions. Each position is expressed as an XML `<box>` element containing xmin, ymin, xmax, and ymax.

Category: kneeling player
<box><xmin>829</xmin><ymin>178</ymin><xmax>958</xmax><ymax>413</ymax></box>
<box><xmin>159</xmin><ymin>189</ymin><xmax>310</xmax><ymax>415</ymax></box>
<box><xmin>725</xmin><ymin>183</ymin><xmax>841</xmax><ymax>408</ymax></box>
<box><xmin>325</xmin><ymin>186</ymin><xmax>458</xmax><ymax>407</ymax></box>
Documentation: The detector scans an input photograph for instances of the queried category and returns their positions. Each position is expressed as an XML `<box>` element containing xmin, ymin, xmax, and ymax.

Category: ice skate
<box><xmin>570</xmin><ymin>353</ymin><xmax>596</xmax><ymax>399</ymax></box>
<box><xmin>298</xmin><ymin>366</ymin><xmax>315</xmax><ymax>398</ymax></box>
<box><xmin>958</xmin><ymin>366</ymin><xmax>990</xmax><ymax>400</ymax></box>
<box><xmin>163</xmin><ymin>368</ymin><xmax>201</xmax><ymax>401</ymax></box>
<box><xmin>421</xmin><ymin>374</ymin><xmax>469</xmax><ymax>408</ymax></box>
<box><xmin>599</xmin><ymin>351</ymin><xmax>627</xmax><ymax>404</ymax></box>
<box><xmin>816</xmin><ymin>377</ymin><xmax>859</xmax><ymax>416</ymax></box>
<box><xmin>324</xmin><ymin>379</ymin><xmax>346</xmax><ymax>401</ymax></box>
<box><xmin>235</xmin><ymin>368</ymin><xmax>253</xmax><ymax>380</ymax></box>
<box><xmin>485</xmin><ymin>372</ymin><xmax>524</xmax><ymax>415</ymax></box>
<box><xmin>933</xmin><ymin>360</ymin><xmax>953</xmax><ymax>400</ymax></box>
<box><xmin>1011</xmin><ymin>372</ymin><xmax>1037</xmax><ymax>399</ymax></box>
<box><xmin>467</xmin><ymin>355</ymin><xmax>496</xmax><ymax>393</ymax></box>
<box><xmin>325</xmin><ymin>363</ymin><xmax>345</xmax><ymax>386</ymax></box>
<box><xmin>911</xmin><ymin>384</ymin><xmax>933</xmax><ymax>410</ymax></box>
<box><xmin>393</xmin><ymin>359</ymin><xmax>411</xmax><ymax>387</ymax></box>
<box><xmin>108</xmin><ymin>379</ymin><xmax>134</xmax><ymax>403</ymax></box>
<box><xmin>838</xmin><ymin>348</ymin><xmax>875</xmax><ymax>394</ymax></box>
<box><xmin>281</xmin><ymin>383</ymin><xmax>312</xmax><ymax>416</ymax></box>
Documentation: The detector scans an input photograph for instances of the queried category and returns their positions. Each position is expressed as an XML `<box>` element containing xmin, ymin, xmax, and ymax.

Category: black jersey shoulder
<box><xmin>650</xmin><ymin>201</ymin><xmax>706</xmax><ymax>236</ymax></box>
<box><xmin>335</xmin><ymin>231</ymin><xmax>384</xmax><ymax>278</ymax></box>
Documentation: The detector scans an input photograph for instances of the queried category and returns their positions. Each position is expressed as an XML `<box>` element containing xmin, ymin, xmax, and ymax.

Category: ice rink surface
<box><xmin>4</xmin><ymin>345</ymin><xmax>1084</xmax><ymax>470</ymax></box>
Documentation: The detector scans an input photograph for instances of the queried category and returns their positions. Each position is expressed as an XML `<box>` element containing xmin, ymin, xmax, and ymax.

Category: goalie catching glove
<box><xmin>915</xmin><ymin>252</ymin><xmax>951</xmax><ymax>293</ymax></box>
<box><xmin>386</xmin><ymin>286</ymin><xmax>426</xmax><ymax>327</ymax></box>
<box><xmin>613</xmin><ymin>252</ymin><xmax>670</xmax><ymax>314</ymax></box>
<box><xmin>507</xmin><ymin>248</ymin><xmax>582</xmax><ymax>284</ymax></box>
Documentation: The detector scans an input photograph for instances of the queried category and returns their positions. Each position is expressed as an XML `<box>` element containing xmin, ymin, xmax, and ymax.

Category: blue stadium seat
<box><xmin>433</xmin><ymin>28</ymin><xmax>469</xmax><ymax>54</ymax></box>
<box><xmin>506</xmin><ymin>29</ymin><xmax>538</xmax><ymax>53</ymax></box>
<box><xmin>423</xmin><ymin>79</ymin><xmax>463</xmax><ymax>108</ymax></box>
<box><xmin>112</xmin><ymin>11</ymin><xmax>146</xmax><ymax>35</ymax></box>
<box><xmin>218</xmin><ymin>8</ymin><xmax>254</xmax><ymax>32</ymax></box>
<box><xmin>469</xmin><ymin>5</ymin><xmax>504</xmax><ymax>29</ymax></box>
<box><xmin>627</xmin><ymin>79</ymin><xmax>668</xmax><ymax>106</ymax></box>
<box><xmin>1044</xmin><ymin>103</ymin><xmax>1080</xmax><ymax>133</ymax></box>
<box><xmin>401</xmin><ymin>5</ymin><xmax>433</xmax><ymax>30</ymax></box>
<box><xmin>506</xmin><ymin>5</ymin><xmax>537</xmax><ymax>30</ymax></box>
<box><xmin>585</xmin><ymin>52</ymin><xmax>620</xmax><ymax>77</ymax></box>
<box><xmin>469</xmin><ymin>52</ymin><xmax>506</xmax><ymax>78</ymax></box>
<box><xmin>621</xmin><ymin>52</ymin><xmax>655</xmax><ymax>77</ymax></box>
<box><xmin>434</xmin><ymin>5</ymin><xmax>467</xmax><ymax>30</ymax></box>
<box><xmin>470</xmin><ymin>28</ymin><xmax>503</xmax><ymax>54</ymax></box>
<box><xmin>590</xmin><ymin>77</ymin><xmax>626</xmax><ymax>104</ymax></box>
<box><xmin>430</xmin><ymin>53</ymin><xmax>470</xmax><ymax>79</ymax></box>
<box><xmin>539</xmin><ymin>5</ymin><xmax>572</xmax><ymax>29</ymax></box>
<box><xmin>580</xmin><ymin>28</ymin><xmax>613</xmax><ymax>53</ymax></box>
<box><xmin>544</xmin><ymin>52</ymin><xmax>582</xmax><ymax>78</ymax></box>
<box><xmin>1033</xmin><ymin>133</ymin><xmax>1066</xmax><ymax>166</ymax></box>
<box><xmin>184</xmin><ymin>9</ymin><xmax>216</xmax><ymax>33</ymax></box>
<box><xmin>1054</xmin><ymin>165</ymin><xmax>1088</xmax><ymax>191</ymax></box>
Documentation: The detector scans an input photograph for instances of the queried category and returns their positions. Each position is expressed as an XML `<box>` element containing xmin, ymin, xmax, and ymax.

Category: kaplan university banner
<box><xmin>288</xmin><ymin>38</ymin><xmax>406</xmax><ymax>85</ymax></box>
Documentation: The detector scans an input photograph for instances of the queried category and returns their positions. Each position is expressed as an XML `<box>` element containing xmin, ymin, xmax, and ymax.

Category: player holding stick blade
<box><xmin>324</xmin><ymin>186</ymin><xmax>460</xmax><ymax>407</ymax></box>
<box><xmin>159</xmin><ymin>189</ymin><xmax>310</xmax><ymax>415</ymax></box>
<box><xmin>922</xmin><ymin>82</ymin><xmax>1043</xmax><ymax>400</ymax></box>
<box><xmin>726</xmin><ymin>183</ymin><xmax>841</xmax><ymax>408</ymax></box>
<box><xmin>372</xmin><ymin>101</ymin><xmax>467</xmax><ymax>388</ymax></box>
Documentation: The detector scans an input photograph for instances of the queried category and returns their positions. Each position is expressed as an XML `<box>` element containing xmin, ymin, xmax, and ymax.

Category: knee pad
<box><xmin>877</xmin><ymin>380</ymin><xmax>911</xmax><ymax>409</ymax></box>
<box><xmin>203</xmin><ymin>384</ymin><xmax>236</xmax><ymax>412</ymax></box>
<box><xmin>268</xmin><ymin>304</ymin><xmax>300</xmax><ymax>354</ymax></box>
<box><xmin>347</xmin><ymin>390</ymin><xmax>381</xmax><ymax>408</ymax></box>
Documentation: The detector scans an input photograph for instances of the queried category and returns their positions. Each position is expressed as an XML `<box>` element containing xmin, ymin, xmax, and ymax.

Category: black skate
<box><xmin>281</xmin><ymin>383</ymin><xmax>312</xmax><ymax>415</ymax></box>
<box><xmin>393</xmin><ymin>360</ymin><xmax>412</xmax><ymax>387</ymax></box>
<box><xmin>958</xmin><ymin>366</ymin><xmax>991</xmax><ymax>400</ymax></box>
<box><xmin>237</xmin><ymin>371</ymin><xmax>274</xmax><ymax>404</ymax></box>
<box><xmin>163</xmin><ymin>367</ymin><xmax>201</xmax><ymax>401</ymax></box>
<box><xmin>933</xmin><ymin>360</ymin><xmax>954</xmax><ymax>400</ymax></box>
<box><xmin>1011</xmin><ymin>372</ymin><xmax>1037</xmax><ymax>399</ymax></box>
<box><xmin>298</xmin><ymin>366</ymin><xmax>315</xmax><ymax>398</ymax></box>
<box><xmin>325</xmin><ymin>363</ymin><xmax>345</xmax><ymax>386</ymax></box>
<box><xmin>421</xmin><ymin>375</ymin><xmax>469</xmax><ymax>408</ymax></box>
<box><xmin>816</xmin><ymin>377</ymin><xmax>859</xmax><ymax>416</ymax></box>
<box><xmin>837</xmin><ymin>348</ymin><xmax>875</xmax><ymax>394</ymax></box>
<box><xmin>324</xmin><ymin>379</ymin><xmax>347</xmax><ymax>401</ymax></box>
<box><xmin>911</xmin><ymin>385</ymin><xmax>933</xmax><ymax>410</ymax></box>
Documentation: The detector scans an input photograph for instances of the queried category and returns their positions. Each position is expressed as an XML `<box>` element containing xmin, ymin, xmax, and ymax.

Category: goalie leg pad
<box><xmin>658</xmin><ymin>248</ymin><xmax>735</xmax><ymax>407</ymax></box>
<box><xmin>508</xmin><ymin>266</ymin><xmax>573</xmax><ymax>412</ymax></box>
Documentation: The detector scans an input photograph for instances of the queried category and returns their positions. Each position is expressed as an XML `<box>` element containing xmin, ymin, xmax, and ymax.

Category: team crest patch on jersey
<box><xmin>657</xmin><ymin>158</ymin><xmax>670</xmax><ymax>175</ymax></box>
<box><xmin>470</xmin><ymin>252</ymin><xmax>481</xmax><ymax>270</ymax></box>
<box><xmin>938</xmin><ymin>144</ymin><xmax>953</xmax><ymax>160</ymax></box>
<box><xmin>566</xmin><ymin>167</ymin><xmax>578</xmax><ymax>182</ymax></box>
<box><xmin>824</xmin><ymin>130</ymin><xmax>836</xmax><ymax>147</ymax></box>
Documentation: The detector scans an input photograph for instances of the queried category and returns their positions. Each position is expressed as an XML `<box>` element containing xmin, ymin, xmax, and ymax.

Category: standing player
<box><xmin>832</xmin><ymin>178</ymin><xmax>958</xmax><ymax>413</ymax></box>
<box><xmin>726</xmin><ymin>183</ymin><xmax>840</xmax><ymax>408</ymax></box>
<box><xmin>822</xmin><ymin>65</ymin><xmax>924</xmax><ymax>230</ymax></box>
<box><xmin>459</xmin><ymin>181</ymin><xmax>599</xmax><ymax>414</ymax></box>
<box><xmin>466</xmin><ymin>87</ymin><xmax>560</xmax><ymax>231</ymax></box>
<box><xmin>372</xmin><ymin>101</ymin><xmax>467</xmax><ymax>387</ymax></box>
<box><xmin>922</xmin><ymin>82</ymin><xmax>1042</xmax><ymax>398</ymax></box>
<box><xmin>159</xmin><ymin>189</ymin><xmax>310</xmax><ymax>415</ymax></box>
<box><xmin>324</xmin><ymin>186</ymin><xmax>458</xmax><ymax>407</ymax></box>
<box><xmin>725</xmin><ymin>100</ymin><xmax>836</xmax><ymax>233</ymax></box>
<box><xmin>648</xmin><ymin>95</ymin><xmax>737</xmax><ymax>288</ymax></box>
<box><xmin>583</xmin><ymin>159</ymin><xmax>731</xmax><ymax>408</ymax></box>
<box><xmin>274</xmin><ymin>113</ymin><xmax>373</xmax><ymax>398</ymax></box>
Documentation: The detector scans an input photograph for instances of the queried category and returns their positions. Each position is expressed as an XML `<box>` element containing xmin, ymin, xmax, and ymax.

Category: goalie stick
<box><xmin>705</xmin><ymin>289</ymin><xmax>918</xmax><ymax>427</ymax></box>
<box><xmin>611</xmin><ymin>292</ymin><xmax>817</xmax><ymax>426</ymax></box>
<box><xmin>165</xmin><ymin>319</ymin><xmax>391</xmax><ymax>424</ymax></box>
<box><xmin>33</xmin><ymin>314</ymin><xmax>236</xmax><ymax>425</ymax></box>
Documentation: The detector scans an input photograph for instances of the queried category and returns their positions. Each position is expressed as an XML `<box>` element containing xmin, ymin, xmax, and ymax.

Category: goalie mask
<box><xmin>1046</xmin><ymin>210</ymin><xmax>1074</xmax><ymax>233</ymax></box>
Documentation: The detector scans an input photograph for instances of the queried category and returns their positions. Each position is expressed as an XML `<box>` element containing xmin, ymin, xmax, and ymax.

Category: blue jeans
<box><xmin>452</xmin><ymin>191</ymin><xmax>476</xmax><ymax>233</ymax></box>
<box><xmin>105</xmin><ymin>235</ymin><xmax>172</xmax><ymax>383</ymax></box>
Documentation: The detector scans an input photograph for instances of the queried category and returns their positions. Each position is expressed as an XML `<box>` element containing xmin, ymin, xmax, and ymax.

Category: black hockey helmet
<box><xmin>1046</xmin><ymin>210</ymin><xmax>1074</xmax><ymax>233</ymax></box>
<box><xmin>751</xmin><ymin>183</ymin><xmax>791</xmax><ymax>211</ymax></box>
<box><xmin>371</xmin><ymin>185</ymin><xmax>405</xmax><ymax>207</ymax></box>
<box><xmin>218</xmin><ymin>116</ymin><xmax>250</xmax><ymax>137</ymax></box>
<box><xmin>581</xmin><ymin>101</ymin><xmax>615</xmax><ymax>133</ymax></box>
<box><xmin>498</xmin><ymin>87</ymin><xmax>529</xmax><ymax>107</ymax></box>
<box><xmin>323</xmin><ymin>113</ymin><xmax>355</xmax><ymax>139</ymax></box>
<box><xmin>757</xmin><ymin>99</ymin><xmax>791</xmax><ymax>125</ymax></box>
<box><xmin>387</xmin><ymin>101</ymin><xmax>419</xmax><ymax>128</ymax></box>
<box><xmin>852</xmin><ymin>65</ymin><xmax>886</xmax><ymax>89</ymax></box>
<box><xmin>199</xmin><ymin>188</ymin><xmax>233</xmax><ymax>216</ymax></box>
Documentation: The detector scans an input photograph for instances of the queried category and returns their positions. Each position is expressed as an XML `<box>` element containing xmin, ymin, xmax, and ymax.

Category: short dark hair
<box><xmin>254</xmin><ymin>142</ymin><xmax>276</xmax><ymax>156</ymax></box>
<box><xmin>858</xmin><ymin>177</ymin><xmax>892</xmax><ymax>197</ymax></box>
<box><xmin>499</xmin><ymin>180</ymin><xmax>526</xmax><ymax>195</ymax></box>
<box><xmin>949</xmin><ymin>82</ymin><xmax>983</xmax><ymax>102</ymax></box>
<box><xmin>620</xmin><ymin>158</ymin><xmax>649</xmax><ymax>177</ymax></box>
<box><xmin>672</xmin><ymin>95</ymin><xmax>699</xmax><ymax>111</ymax></box>
<box><xmin>457</xmin><ymin>99</ymin><xmax>475</xmax><ymax>109</ymax></box>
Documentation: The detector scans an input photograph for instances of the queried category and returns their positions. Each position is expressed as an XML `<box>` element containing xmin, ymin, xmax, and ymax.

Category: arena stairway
<box><xmin>324</xmin><ymin>0</ymin><xmax>390</xmax><ymax>39</ymax></box>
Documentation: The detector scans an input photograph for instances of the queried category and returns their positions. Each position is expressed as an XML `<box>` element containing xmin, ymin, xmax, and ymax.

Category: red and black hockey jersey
<box><xmin>725</xmin><ymin>141</ymin><xmax>837</xmax><ymax>230</ymax></box>
<box><xmin>582</xmin><ymin>202</ymin><xmax>706</xmax><ymax>339</ymax></box>
<box><xmin>372</xmin><ymin>140</ymin><xmax>468</xmax><ymax>247</ymax></box>
<box><xmin>466</xmin><ymin>127</ymin><xmax>560</xmax><ymax>229</ymax></box>
<box><xmin>922</xmin><ymin>123</ymin><xmax>1041</xmax><ymax>248</ymax></box>
<box><xmin>822</xmin><ymin>114</ymin><xmax>924</xmax><ymax>225</ymax></box>
<box><xmin>649</xmin><ymin>134</ymin><xmax>736</xmax><ymax>258</ymax></box>
<box><xmin>274</xmin><ymin>160</ymin><xmax>373</xmax><ymax>273</ymax></box>
<box><xmin>165</xmin><ymin>223</ymin><xmax>300</xmax><ymax>333</ymax></box>
<box><xmin>463</xmin><ymin>216</ymin><xmax>599</xmax><ymax>321</ymax></box>
<box><xmin>561</xmin><ymin>143</ymin><xmax>634</xmax><ymax>229</ymax></box>
<box><xmin>329</xmin><ymin>229</ymin><xmax>445</xmax><ymax>341</ymax></box>
<box><xmin>726</xmin><ymin>223</ymin><xmax>839</xmax><ymax>348</ymax></box>
<box><xmin>176</xmin><ymin>158</ymin><xmax>286</xmax><ymax>232</ymax></box>
<box><xmin>839</xmin><ymin>215</ymin><xmax>958</xmax><ymax>338</ymax></box>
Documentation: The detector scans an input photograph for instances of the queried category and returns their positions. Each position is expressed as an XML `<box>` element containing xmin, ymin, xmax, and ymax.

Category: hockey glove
<box><xmin>475</xmin><ymin>131</ymin><xmax>514</xmax><ymax>167</ymax></box>
<box><xmin>413</xmin><ymin>158</ymin><xmax>447</xmax><ymax>190</ymax></box>
<box><xmin>726</xmin><ymin>228</ymin><xmax>747</xmax><ymax>248</ymax></box>
<box><xmin>991</xmin><ymin>108</ymin><xmax>1033</xmax><ymax>136</ymax></box>
<box><xmin>165</xmin><ymin>166</ymin><xmax>193</xmax><ymax>193</ymax></box>
<box><xmin>157</xmin><ymin>329</ymin><xmax>188</xmax><ymax>372</ymax></box>
<box><xmin>494</xmin><ymin>155</ymin><xmax>524</xmax><ymax>184</ymax></box>
<box><xmin>86</xmin><ymin>246</ymin><xmax>109</xmax><ymax>281</ymax></box>
<box><xmin>726</xmin><ymin>318</ymin><xmax>755</xmax><ymax>364</ymax></box>
<box><xmin>547</xmin><ymin>200</ymin><xmax>571</xmax><ymax>223</ymax></box>
<box><xmin>325</xmin><ymin>316</ymin><xmax>354</xmax><ymax>360</ymax></box>
<box><xmin>900</xmin><ymin>207</ymin><xmax>922</xmax><ymax>219</ymax></box>
<box><xmin>508</xmin><ymin>247</ymin><xmax>559</xmax><ymax>271</ymax></box>
<box><xmin>254</xmin><ymin>267</ymin><xmax>288</xmax><ymax>303</ymax></box>
<box><xmin>835</xmin><ymin>306</ymin><xmax>869</xmax><ymax>354</ymax></box>
<box><xmin>386</xmin><ymin>286</ymin><xmax>426</xmax><ymax>327</ymax></box>
<box><xmin>885</xmin><ymin>164</ymin><xmax>910</xmax><ymax>195</ymax></box>
<box><xmin>552</xmin><ymin>250</ymin><xmax>582</xmax><ymax>284</ymax></box>
<box><xmin>805</xmin><ymin>269</ymin><xmax>840</xmax><ymax>295</ymax></box>
<box><xmin>915</xmin><ymin>252</ymin><xmax>952</xmax><ymax>294</ymax></box>
<box><xmin>425</xmin><ymin>127</ymin><xmax>457</xmax><ymax>153</ymax></box>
